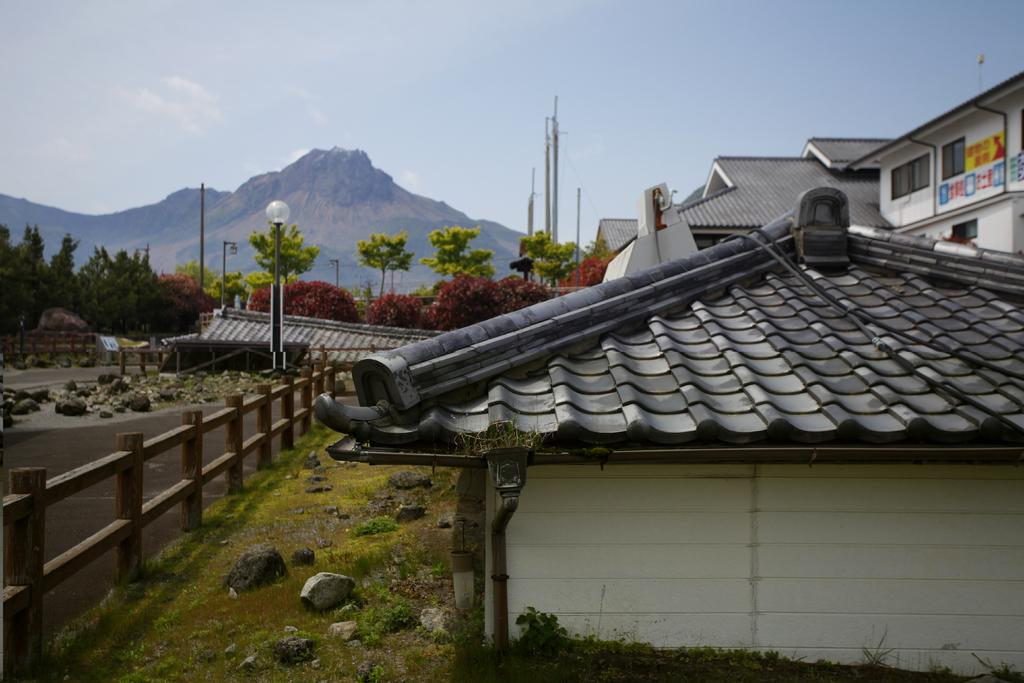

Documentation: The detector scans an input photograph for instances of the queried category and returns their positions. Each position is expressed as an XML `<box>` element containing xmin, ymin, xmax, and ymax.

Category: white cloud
<box><xmin>400</xmin><ymin>169</ymin><xmax>421</xmax><ymax>191</ymax></box>
<box><xmin>123</xmin><ymin>76</ymin><xmax>223</xmax><ymax>133</ymax></box>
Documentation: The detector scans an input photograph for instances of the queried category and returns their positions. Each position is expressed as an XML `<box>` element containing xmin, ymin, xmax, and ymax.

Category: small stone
<box><xmin>228</xmin><ymin>587</ymin><xmax>238</xmax><ymax>599</ymax></box>
<box><xmin>128</xmin><ymin>394</ymin><xmax>151</xmax><ymax>412</ymax></box>
<box><xmin>327</xmin><ymin>621</ymin><xmax>358</xmax><ymax>641</ymax></box>
<box><xmin>396</xmin><ymin>503</ymin><xmax>426</xmax><ymax>523</ymax></box>
<box><xmin>238</xmin><ymin>654</ymin><xmax>257</xmax><ymax>671</ymax></box>
<box><xmin>310</xmin><ymin>658</ymin><xmax>321</xmax><ymax>669</ymax></box>
<box><xmin>323</xmin><ymin>506</ymin><xmax>339</xmax><ymax>516</ymax></box>
<box><xmin>224</xmin><ymin>643</ymin><xmax>238</xmax><ymax>655</ymax></box>
<box><xmin>283</xmin><ymin>625</ymin><xmax>299</xmax><ymax>633</ymax></box>
<box><xmin>305</xmin><ymin>485</ymin><xmax>333</xmax><ymax>494</ymax></box>
<box><xmin>316</xmin><ymin>538</ymin><xmax>332</xmax><ymax>549</ymax></box>
<box><xmin>306</xmin><ymin>475</ymin><xmax>328</xmax><ymax>484</ymax></box>
<box><xmin>99</xmin><ymin>410</ymin><xmax>114</xmax><ymax>419</ymax></box>
<box><xmin>300</xmin><ymin>572</ymin><xmax>355</xmax><ymax>611</ymax></box>
<box><xmin>388</xmin><ymin>470</ymin><xmax>432</xmax><ymax>490</ymax></box>
<box><xmin>273</xmin><ymin>636</ymin><xmax>314</xmax><ymax>665</ymax></box>
<box><xmin>303</xmin><ymin>452</ymin><xmax>321</xmax><ymax>469</ymax></box>
<box><xmin>114</xmin><ymin>405</ymin><xmax>126</xmax><ymax>413</ymax></box>
<box><xmin>347</xmin><ymin>639</ymin><xmax>362</xmax><ymax>648</ymax></box>
<box><xmin>158</xmin><ymin>389</ymin><xmax>177</xmax><ymax>401</ymax></box>
<box><xmin>291</xmin><ymin>547</ymin><xmax>315</xmax><ymax>566</ymax></box>
<box><xmin>436</xmin><ymin>513</ymin><xmax>454</xmax><ymax>529</ymax></box>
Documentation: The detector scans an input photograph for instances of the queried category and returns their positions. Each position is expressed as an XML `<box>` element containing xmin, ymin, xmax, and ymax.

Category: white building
<box><xmin>852</xmin><ymin>70</ymin><xmax>1024</xmax><ymax>253</ymax></box>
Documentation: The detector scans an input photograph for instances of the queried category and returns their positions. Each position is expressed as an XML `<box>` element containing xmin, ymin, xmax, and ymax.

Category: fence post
<box><xmin>300</xmin><ymin>367</ymin><xmax>313</xmax><ymax>435</ymax></box>
<box><xmin>326</xmin><ymin>365</ymin><xmax>337</xmax><ymax>399</ymax></box>
<box><xmin>313</xmin><ymin>358</ymin><xmax>325</xmax><ymax>396</ymax></box>
<box><xmin>115</xmin><ymin>433</ymin><xmax>144</xmax><ymax>582</ymax></box>
<box><xmin>119</xmin><ymin>350</ymin><xmax>126</xmax><ymax>376</ymax></box>
<box><xmin>226</xmin><ymin>394</ymin><xmax>244</xmax><ymax>493</ymax></box>
<box><xmin>256</xmin><ymin>384</ymin><xmax>272</xmax><ymax>469</ymax></box>
<box><xmin>181</xmin><ymin>410</ymin><xmax>204</xmax><ymax>531</ymax></box>
<box><xmin>282</xmin><ymin>376</ymin><xmax>295</xmax><ymax>450</ymax></box>
<box><xmin>5</xmin><ymin>467</ymin><xmax>46</xmax><ymax>675</ymax></box>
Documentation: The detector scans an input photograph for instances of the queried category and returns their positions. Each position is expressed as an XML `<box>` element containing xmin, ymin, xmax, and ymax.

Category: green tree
<box><xmin>583</xmin><ymin>235</ymin><xmax>613</xmax><ymax>261</ymax></box>
<box><xmin>357</xmin><ymin>231</ymin><xmax>414</xmax><ymax>298</ymax></box>
<box><xmin>46</xmin><ymin>234</ymin><xmax>80</xmax><ymax>309</ymax></box>
<box><xmin>176</xmin><ymin>259</ymin><xmax>246</xmax><ymax>303</ymax></box>
<box><xmin>175</xmin><ymin>260</ymin><xmax>217</xmax><ymax>290</ymax></box>
<box><xmin>78</xmin><ymin>247</ymin><xmax>160</xmax><ymax>332</ymax></box>
<box><xmin>247</xmin><ymin>222</ymin><xmax>320</xmax><ymax>289</ymax></box>
<box><xmin>520</xmin><ymin>232</ymin><xmax>577</xmax><ymax>285</ymax></box>
<box><xmin>420</xmin><ymin>225</ymin><xmax>494</xmax><ymax>278</ymax></box>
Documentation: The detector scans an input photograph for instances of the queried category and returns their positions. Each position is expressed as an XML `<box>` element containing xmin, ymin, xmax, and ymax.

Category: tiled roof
<box><xmin>805</xmin><ymin>138</ymin><xmax>891</xmax><ymax>166</ymax></box>
<box><xmin>681</xmin><ymin>158</ymin><xmax>888</xmax><ymax>229</ymax></box>
<box><xmin>596</xmin><ymin>218</ymin><xmax>638</xmax><ymax>253</ymax></box>
<box><xmin>319</xmin><ymin>189</ymin><xmax>1024</xmax><ymax>449</ymax></box>
<box><xmin>166</xmin><ymin>308</ymin><xmax>436</xmax><ymax>364</ymax></box>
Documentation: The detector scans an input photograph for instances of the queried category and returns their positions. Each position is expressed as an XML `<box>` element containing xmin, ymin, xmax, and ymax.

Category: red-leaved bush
<box><xmin>249</xmin><ymin>280</ymin><xmax>359</xmax><ymax>323</ymax></box>
<box><xmin>157</xmin><ymin>274</ymin><xmax>215</xmax><ymax>332</ymax></box>
<box><xmin>424</xmin><ymin>275</ymin><xmax>502</xmax><ymax>331</ymax></box>
<box><xmin>367</xmin><ymin>293</ymin><xmax>423</xmax><ymax>328</ymax></box>
<box><xmin>497</xmin><ymin>276</ymin><xmax>551</xmax><ymax>313</ymax></box>
<box><xmin>559</xmin><ymin>257</ymin><xmax>610</xmax><ymax>288</ymax></box>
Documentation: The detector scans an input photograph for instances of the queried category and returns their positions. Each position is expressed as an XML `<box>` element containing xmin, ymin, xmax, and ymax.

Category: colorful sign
<box><xmin>939</xmin><ymin>160</ymin><xmax>1004</xmax><ymax>205</ymax></box>
<box><xmin>965</xmin><ymin>131</ymin><xmax>1005</xmax><ymax>171</ymax></box>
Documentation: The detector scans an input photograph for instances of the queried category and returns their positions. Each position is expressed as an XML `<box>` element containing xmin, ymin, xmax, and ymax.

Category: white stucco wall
<box><xmin>903</xmin><ymin>197</ymin><xmax>1024</xmax><ymax>253</ymax></box>
<box><xmin>486</xmin><ymin>463</ymin><xmax>1024</xmax><ymax>675</ymax></box>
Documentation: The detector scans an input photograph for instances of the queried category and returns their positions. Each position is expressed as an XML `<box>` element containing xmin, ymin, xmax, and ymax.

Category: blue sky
<box><xmin>2</xmin><ymin>0</ymin><xmax>1022</xmax><ymax>246</ymax></box>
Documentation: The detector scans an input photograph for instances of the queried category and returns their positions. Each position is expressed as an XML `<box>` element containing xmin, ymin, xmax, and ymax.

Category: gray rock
<box><xmin>389</xmin><ymin>470</ymin><xmax>432</xmax><ymax>490</ymax></box>
<box><xmin>291</xmin><ymin>548</ymin><xmax>315</xmax><ymax>566</ymax></box>
<box><xmin>14</xmin><ymin>390</ymin><xmax>30</xmax><ymax>402</ymax></box>
<box><xmin>224</xmin><ymin>642</ymin><xmax>238</xmax><ymax>656</ymax></box>
<box><xmin>128</xmin><ymin>394</ymin><xmax>151</xmax><ymax>412</ymax></box>
<box><xmin>76</xmin><ymin>388</ymin><xmax>92</xmax><ymax>398</ymax></box>
<box><xmin>109</xmin><ymin>377</ymin><xmax>128</xmax><ymax>394</ymax></box>
<box><xmin>98</xmin><ymin>373</ymin><xmax>115</xmax><ymax>385</ymax></box>
<box><xmin>238</xmin><ymin>654</ymin><xmax>258</xmax><ymax>671</ymax></box>
<box><xmin>64</xmin><ymin>380</ymin><xmax>78</xmax><ymax>392</ymax></box>
<box><xmin>300</xmin><ymin>572</ymin><xmax>355</xmax><ymax>611</ymax></box>
<box><xmin>55</xmin><ymin>398</ymin><xmax>87</xmax><ymax>416</ymax></box>
<box><xmin>436</xmin><ymin>513</ymin><xmax>454</xmax><ymax>529</ymax></box>
<box><xmin>273</xmin><ymin>636</ymin><xmax>314</xmax><ymax>665</ymax></box>
<box><xmin>396</xmin><ymin>503</ymin><xmax>426</xmax><ymax>523</ymax></box>
<box><xmin>305</xmin><ymin>484</ymin><xmax>333</xmax><ymax>494</ymax></box>
<box><xmin>306</xmin><ymin>475</ymin><xmax>328</xmax><ymax>484</ymax></box>
<box><xmin>99</xmin><ymin>410</ymin><xmax>114</xmax><ymax>419</ymax></box>
<box><xmin>224</xmin><ymin>545</ymin><xmax>287</xmax><ymax>592</ymax></box>
<box><xmin>30</xmin><ymin>388</ymin><xmax>49</xmax><ymax>402</ymax></box>
<box><xmin>303</xmin><ymin>452</ymin><xmax>321</xmax><ymax>469</ymax></box>
<box><xmin>419</xmin><ymin>607</ymin><xmax>450</xmax><ymax>634</ymax></box>
<box><xmin>11</xmin><ymin>398</ymin><xmax>40</xmax><ymax>415</ymax></box>
<box><xmin>283</xmin><ymin>625</ymin><xmax>299</xmax><ymax>633</ymax></box>
<box><xmin>327</xmin><ymin>621</ymin><xmax>358</xmax><ymax>641</ymax></box>
<box><xmin>323</xmin><ymin>506</ymin><xmax>339</xmax><ymax>516</ymax></box>
<box><xmin>158</xmin><ymin>389</ymin><xmax>177</xmax><ymax>401</ymax></box>
<box><xmin>347</xmin><ymin>639</ymin><xmax>362</xmax><ymax>648</ymax></box>
<box><xmin>114</xmin><ymin>405</ymin><xmax>126</xmax><ymax>413</ymax></box>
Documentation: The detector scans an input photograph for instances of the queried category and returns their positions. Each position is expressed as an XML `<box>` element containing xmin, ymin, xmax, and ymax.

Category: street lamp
<box><xmin>328</xmin><ymin>258</ymin><xmax>339</xmax><ymax>288</ymax></box>
<box><xmin>266</xmin><ymin>200</ymin><xmax>290</xmax><ymax>369</ymax></box>
<box><xmin>221</xmin><ymin>241</ymin><xmax>238</xmax><ymax>308</ymax></box>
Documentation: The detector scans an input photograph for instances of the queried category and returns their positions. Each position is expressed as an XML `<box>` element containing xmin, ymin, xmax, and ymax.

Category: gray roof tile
<box><xmin>596</xmin><ymin>218</ymin><xmax>639</xmax><ymax>253</ymax></box>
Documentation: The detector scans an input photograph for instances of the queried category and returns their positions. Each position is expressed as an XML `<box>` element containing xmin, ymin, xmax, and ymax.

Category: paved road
<box><xmin>4</xmin><ymin>392</ymin><xmax>321</xmax><ymax>636</ymax></box>
<box><xmin>4</xmin><ymin>365</ymin><xmax>119</xmax><ymax>391</ymax></box>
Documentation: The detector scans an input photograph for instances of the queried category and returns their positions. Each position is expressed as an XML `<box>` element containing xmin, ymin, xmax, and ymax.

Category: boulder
<box><xmin>98</xmin><ymin>373</ymin><xmax>115</xmax><ymax>385</ymax></box>
<box><xmin>11</xmin><ymin>398</ymin><xmax>40</xmax><ymax>415</ymax></box>
<box><xmin>55</xmin><ymin>398</ymin><xmax>87</xmax><ymax>416</ymax></box>
<box><xmin>30</xmin><ymin>388</ymin><xmax>49</xmax><ymax>403</ymax></box>
<box><xmin>128</xmin><ymin>394</ymin><xmax>151</xmax><ymax>412</ymax></box>
<box><xmin>327</xmin><ymin>621</ymin><xmax>358</xmax><ymax>641</ymax></box>
<box><xmin>224</xmin><ymin>545</ymin><xmax>287</xmax><ymax>592</ymax></box>
<box><xmin>64</xmin><ymin>380</ymin><xmax>78</xmax><ymax>392</ymax></box>
<box><xmin>300</xmin><ymin>572</ymin><xmax>354</xmax><ymax>611</ymax></box>
<box><xmin>109</xmin><ymin>377</ymin><xmax>128</xmax><ymax>394</ymax></box>
<box><xmin>273</xmin><ymin>636</ymin><xmax>314</xmax><ymax>665</ymax></box>
<box><xmin>396</xmin><ymin>503</ymin><xmax>426</xmax><ymax>523</ymax></box>
<box><xmin>388</xmin><ymin>470</ymin><xmax>432</xmax><ymax>490</ymax></box>
<box><xmin>99</xmin><ymin>410</ymin><xmax>114</xmax><ymax>419</ymax></box>
<box><xmin>291</xmin><ymin>548</ymin><xmax>315</xmax><ymax>566</ymax></box>
<box><xmin>36</xmin><ymin>307</ymin><xmax>89</xmax><ymax>333</ymax></box>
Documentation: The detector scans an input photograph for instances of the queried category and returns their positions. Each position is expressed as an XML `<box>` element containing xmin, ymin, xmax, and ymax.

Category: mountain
<box><xmin>0</xmin><ymin>148</ymin><xmax>524</xmax><ymax>289</ymax></box>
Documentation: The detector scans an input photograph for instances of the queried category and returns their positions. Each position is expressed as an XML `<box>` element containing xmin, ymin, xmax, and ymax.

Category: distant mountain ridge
<box><xmin>0</xmin><ymin>148</ymin><xmax>523</xmax><ymax>289</ymax></box>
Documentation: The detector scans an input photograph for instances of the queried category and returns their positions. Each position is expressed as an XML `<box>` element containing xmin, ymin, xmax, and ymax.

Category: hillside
<box><xmin>0</xmin><ymin>148</ymin><xmax>523</xmax><ymax>289</ymax></box>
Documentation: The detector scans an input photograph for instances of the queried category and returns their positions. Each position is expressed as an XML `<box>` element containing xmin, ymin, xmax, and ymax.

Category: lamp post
<box><xmin>221</xmin><ymin>241</ymin><xmax>237</xmax><ymax>308</ymax></box>
<box><xmin>266</xmin><ymin>200</ymin><xmax>290</xmax><ymax>370</ymax></box>
<box><xmin>328</xmin><ymin>258</ymin><xmax>339</xmax><ymax>288</ymax></box>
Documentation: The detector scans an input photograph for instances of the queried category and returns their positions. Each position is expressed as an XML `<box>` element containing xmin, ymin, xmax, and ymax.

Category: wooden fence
<box><xmin>2</xmin><ymin>333</ymin><xmax>97</xmax><ymax>359</ymax></box>
<box><xmin>118</xmin><ymin>348</ymin><xmax>168</xmax><ymax>375</ymax></box>
<box><xmin>2</xmin><ymin>361</ymin><xmax>337</xmax><ymax>676</ymax></box>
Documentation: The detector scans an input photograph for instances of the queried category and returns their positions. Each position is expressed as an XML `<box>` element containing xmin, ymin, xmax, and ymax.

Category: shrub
<box><xmin>249</xmin><ymin>280</ymin><xmax>358</xmax><ymax>323</ymax></box>
<box><xmin>514</xmin><ymin>607</ymin><xmax>569</xmax><ymax>656</ymax></box>
<box><xmin>497</xmin><ymin>276</ymin><xmax>551</xmax><ymax>314</ymax></box>
<box><xmin>156</xmin><ymin>274</ymin><xmax>215</xmax><ymax>332</ymax></box>
<box><xmin>367</xmin><ymin>293</ymin><xmax>423</xmax><ymax>328</ymax></box>
<box><xmin>352</xmin><ymin>516</ymin><xmax>399</xmax><ymax>537</ymax></box>
<box><xmin>559</xmin><ymin>257</ymin><xmax>610</xmax><ymax>288</ymax></box>
<box><xmin>424</xmin><ymin>275</ymin><xmax>503</xmax><ymax>331</ymax></box>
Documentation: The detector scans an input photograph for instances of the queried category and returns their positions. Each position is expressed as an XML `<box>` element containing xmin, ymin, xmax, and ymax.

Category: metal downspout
<box><xmin>491</xmin><ymin>493</ymin><xmax>519</xmax><ymax>652</ymax></box>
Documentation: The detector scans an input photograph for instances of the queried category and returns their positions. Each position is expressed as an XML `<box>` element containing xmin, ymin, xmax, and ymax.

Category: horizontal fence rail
<box><xmin>2</xmin><ymin>361</ymin><xmax>337</xmax><ymax>676</ymax></box>
<box><xmin>3</xmin><ymin>333</ymin><xmax>97</xmax><ymax>359</ymax></box>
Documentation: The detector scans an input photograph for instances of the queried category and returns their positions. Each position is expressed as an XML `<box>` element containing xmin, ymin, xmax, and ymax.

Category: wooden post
<box><xmin>226</xmin><ymin>394</ymin><xmax>244</xmax><ymax>493</ymax></box>
<box><xmin>256</xmin><ymin>384</ymin><xmax>272</xmax><ymax>469</ymax></box>
<box><xmin>140</xmin><ymin>351</ymin><xmax>147</xmax><ymax>375</ymax></box>
<box><xmin>115</xmin><ymin>433</ymin><xmax>144</xmax><ymax>582</ymax></box>
<box><xmin>326</xmin><ymin>365</ymin><xmax>337</xmax><ymax>399</ymax></box>
<box><xmin>119</xmin><ymin>349</ymin><xmax>126</xmax><ymax>376</ymax></box>
<box><xmin>282</xmin><ymin>376</ymin><xmax>295</xmax><ymax>450</ymax></box>
<box><xmin>313</xmin><ymin>357</ymin><xmax>325</xmax><ymax>396</ymax></box>
<box><xmin>300</xmin><ymin>367</ymin><xmax>313</xmax><ymax>435</ymax></box>
<box><xmin>180</xmin><ymin>410</ymin><xmax>204</xmax><ymax>531</ymax></box>
<box><xmin>5</xmin><ymin>468</ymin><xmax>46</xmax><ymax>675</ymax></box>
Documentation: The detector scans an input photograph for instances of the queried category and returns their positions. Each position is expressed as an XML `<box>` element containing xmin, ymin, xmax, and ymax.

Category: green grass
<box><xmin>352</xmin><ymin>516</ymin><xmax>399</xmax><ymax>537</ymax></box>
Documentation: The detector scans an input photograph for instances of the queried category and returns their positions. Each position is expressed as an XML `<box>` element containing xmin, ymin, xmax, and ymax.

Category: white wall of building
<box><xmin>906</xmin><ymin>197</ymin><xmax>1024</xmax><ymax>253</ymax></box>
<box><xmin>486</xmin><ymin>463</ymin><xmax>1024</xmax><ymax>675</ymax></box>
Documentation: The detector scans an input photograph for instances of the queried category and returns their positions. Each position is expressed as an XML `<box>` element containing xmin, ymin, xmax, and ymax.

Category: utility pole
<box><xmin>575</xmin><ymin>187</ymin><xmax>581</xmax><ymax>288</ymax></box>
<box><xmin>978</xmin><ymin>52</ymin><xmax>985</xmax><ymax>92</ymax></box>
<box><xmin>551</xmin><ymin>96</ymin><xmax>560</xmax><ymax>244</ymax></box>
<box><xmin>544</xmin><ymin>118</ymin><xmax>551</xmax><ymax>235</ymax></box>
<box><xmin>199</xmin><ymin>183</ymin><xmax>206</xmax><ymax>291</ymax></box>
<box><xmin>329</xmin><ymin>258</ymin><xmax>339</xmax><ymax>287</ymax></box>
<box><xmin>527</xmin><ymin>168</ymin><xmax>536</xmax><ymax>236</ymax></box>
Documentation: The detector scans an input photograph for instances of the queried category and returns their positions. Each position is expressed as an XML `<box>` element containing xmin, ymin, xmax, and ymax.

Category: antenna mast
<box><xmin>527</xmin><ymin>168</ymin><xmax>536</xmax><ymax>236</ymax></box>
<box><xmin>978</xmin><ymin>52</ymin><xmax>985</xmax><ymax>92</ymax></box>
<box><xmin>544</xmin><ymin>118</ymin><xmax>551</xmax><ymax>235</ymax></box>
<box><xmin>551</xmin><ymin>96</ymin><xmax>559</xmax><ymax>243</ymax></box>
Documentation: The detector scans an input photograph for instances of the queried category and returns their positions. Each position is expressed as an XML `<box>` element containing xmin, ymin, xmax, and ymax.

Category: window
<box><xmin>891</xmin><ymin>154</ymin><xmax>930</xmax><ymax>199</ymax></box>
<box><xmin>951</xmin><ymin>219</ymin><xmax>978</xmax><ymax>242</ymax></box>
<box><xmin>942</xmin><ymin>137</ymin><xmax>965</xmax><ymax>179</ymax></box>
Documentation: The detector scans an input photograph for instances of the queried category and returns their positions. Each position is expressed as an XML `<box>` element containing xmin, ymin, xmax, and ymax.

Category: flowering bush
<box><xmin>157</xmin><ymin>274</ymin><xmax>215</xmax><ymax>332</ymax></box>
<box><xmin>249</xmin><ymin>280</ymin><xmax>359</xmax><ymax>323</ymax></box>
<box><xmin>367</xmin><ymin>292</ymin><xmax>423</xmax><ymax>328</ymax></box>
<box><xmin>497</xmin><ymin>276</ymin><xmax>551</xmax><ymax>313</ymax></box>
<box><xmin>423</xmin><ymin>275</ymin><xmax>502</xmax><ymax>330</ymax></box>
<box><xmin>559</xmin><ymin>257</ymin><xmax>610</xmax><ymax>288</ymax></box>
